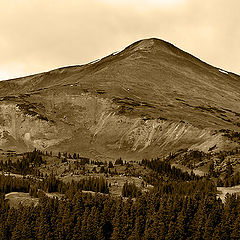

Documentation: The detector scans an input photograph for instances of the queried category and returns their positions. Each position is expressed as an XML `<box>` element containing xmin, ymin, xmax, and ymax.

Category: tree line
<box><xmin>141</xmin><ymin>158</ymin><xmax>199</xmax><ymax>183</ymax></box>
<box><xmin>0</xmin><ymin>173</ymin><xmax>109</xmax><ymax>198</ymax></box>
<box><xmin>1</xmin><ymin>178</ymin><xmax>240</xmax><ymax>239</ymax></box>
<box><xmin>0</xmin><ymin>149</ymin><xmax>45</xmax><ymax>176</ymax></box>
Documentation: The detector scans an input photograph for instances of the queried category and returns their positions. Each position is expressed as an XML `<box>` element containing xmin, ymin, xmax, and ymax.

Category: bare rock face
<box><xmin>0</xmin><ymin>38</ymin><xmax>239</xmax><ymax>159</ymax></box>
<box><xmin>0</xmin><ymin>102</ymin><xmax>60</xmax><ymax>151</ymax></box>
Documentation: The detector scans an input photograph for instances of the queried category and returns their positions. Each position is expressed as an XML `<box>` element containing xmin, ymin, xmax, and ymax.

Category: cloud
<box><xmin>0</xmin><ymin>63</ymin><xmax>26</xmax><ymax>80</ymax></box>
<box><xmin>0</xmin><ymin>0</ymin><xmax>239</xmax><ymax>80</ymax></box>
<box><xmin>100</xmin><ymin>0</ymin><xmax>186</xmax><ymax>8</ymax></box>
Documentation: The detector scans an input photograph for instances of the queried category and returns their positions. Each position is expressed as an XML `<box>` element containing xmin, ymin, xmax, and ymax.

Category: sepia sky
<box><xmin>0</xmin><ymin>0</ymin><xmax>239</xmax><ymax>80</ymax></box>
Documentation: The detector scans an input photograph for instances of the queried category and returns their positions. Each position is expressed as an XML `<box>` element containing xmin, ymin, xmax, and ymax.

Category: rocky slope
<box><xmin>0</xmin><ymin>38</ymin><xmax>239</xmax><ymax>160</ymax></box>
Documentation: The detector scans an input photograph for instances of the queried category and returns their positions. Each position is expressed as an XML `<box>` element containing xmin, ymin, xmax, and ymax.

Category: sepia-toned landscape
<box><xmin>0</xmin><ymin>38</ymin><xmax>240</xmax><ymax>239</ymax></box>
<box><xmin>1</xmin><ymin>0</ymin><xmax>240</xmax><ymax>239</ymax></box>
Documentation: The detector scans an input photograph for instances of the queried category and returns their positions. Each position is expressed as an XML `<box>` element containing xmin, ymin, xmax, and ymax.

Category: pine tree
<box><xmin>111</xmin><ymin>201</ymin><xmax>124</xmax><ymax>240</ymax></box>
<box><xmin>231</xmin><ymin>215</ymin><xmax>240</xmax><ymax>239</ymax></box>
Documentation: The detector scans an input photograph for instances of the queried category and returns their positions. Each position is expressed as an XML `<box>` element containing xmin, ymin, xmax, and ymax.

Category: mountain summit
<box><xmin>0</xmin><ymin>38</ymin><xmax>239</xmax><ymax>159</ymax></box>
<box><xmin>124</xmin><ymin>38</ymin><xmax>187</xmax><ymax>55</ymax></box>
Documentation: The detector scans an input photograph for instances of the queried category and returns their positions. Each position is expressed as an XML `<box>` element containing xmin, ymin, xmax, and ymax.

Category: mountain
<box><xmin>0</xmin><ymin>38</ymin><xmax>239</xmax><ymax>160</ymax></box>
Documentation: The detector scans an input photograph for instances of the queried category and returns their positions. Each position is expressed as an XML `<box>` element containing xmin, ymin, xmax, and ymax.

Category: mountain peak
<box><xmin>124</xmin><ymin>38</ymin><xmax>182</xmax><ymax>56</ymax></box>
<box><xmin>0</xmin><ymin>37</ymin><xmax>239</xmax><ymax>156</ymax></box>
<box><xmin>134</xmin><ymin>38</ymin><xmax>159</xmax><ymax>48</ymax></box>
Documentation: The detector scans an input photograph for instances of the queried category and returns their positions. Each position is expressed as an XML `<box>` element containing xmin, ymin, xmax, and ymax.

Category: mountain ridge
<box><xmin>2</xmin><ymin>38</ymin><xmax>239</xmax><ymax>82</ymax></box>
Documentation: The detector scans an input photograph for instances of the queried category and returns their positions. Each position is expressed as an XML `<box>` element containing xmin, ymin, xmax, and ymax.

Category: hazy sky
<box><xmin>0</xmin><ymin>0</ymin><xmax>239</xmax><ymax>80</ymax></box>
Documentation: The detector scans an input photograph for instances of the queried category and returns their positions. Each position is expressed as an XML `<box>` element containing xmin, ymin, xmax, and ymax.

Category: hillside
<box><xmin>0</xmin><ymin>38</ymin><xmax>239</xmax><ymax>159</ymax></box>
